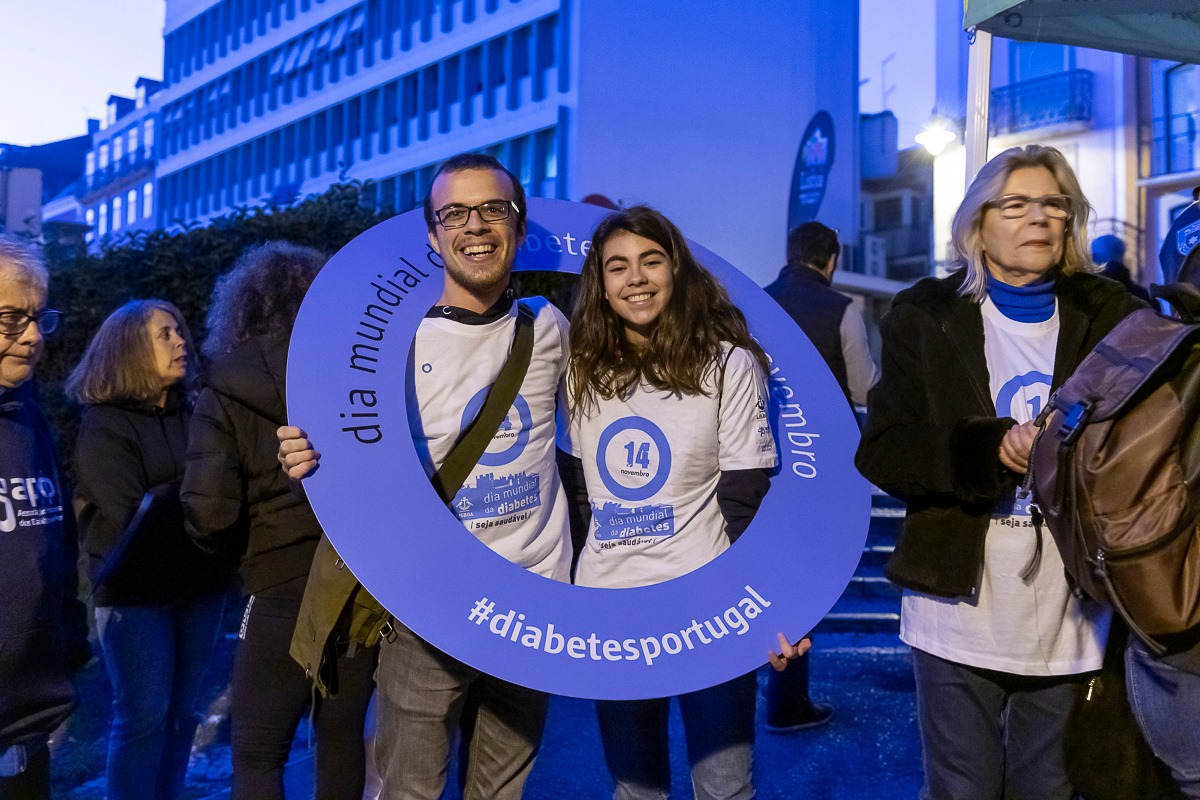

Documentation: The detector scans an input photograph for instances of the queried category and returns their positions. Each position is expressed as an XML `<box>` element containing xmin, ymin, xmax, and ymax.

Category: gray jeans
<box><xmin>912</xmin><ymin>648</ymin><xmax>1084</xmax><ymax>800</ymax></box>
<box><xmin>374</xmin><ymin>620</ymin><xmax>549</xmax><ymax>800</ymax></box>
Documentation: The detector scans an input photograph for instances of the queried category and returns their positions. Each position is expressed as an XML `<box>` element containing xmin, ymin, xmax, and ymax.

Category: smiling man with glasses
<box><xmin>0</xmin><ymin>235</ymin><xmax>89</xmax><ymax>800</ymax></box>
<box><xmin>279</xmin><ymin>153</ymin><xmax>573</xmax><ymax>800</ymax></box>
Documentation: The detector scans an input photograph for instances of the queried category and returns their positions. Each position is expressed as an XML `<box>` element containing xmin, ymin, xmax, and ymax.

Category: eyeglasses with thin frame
<box><xmin>0</xmin><ymin>309</ymin><xmax>62</xmax><ymax>336</ymax></box>
<box><xmin>987</xmin><ymin>194</ymin><xmax>1073</xmax><ymax>220</ymax></box>
<box><xmin>434</xmin><ymin>200</ymin><xmax>520</xmax><ymax>229</ymax></box>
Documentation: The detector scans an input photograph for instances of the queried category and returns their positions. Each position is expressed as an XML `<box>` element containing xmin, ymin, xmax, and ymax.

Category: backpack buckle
<box><xmin>1058</xmin><ymin>401</ymin><xmax>1092</xmax><ymax>445</ymax></box>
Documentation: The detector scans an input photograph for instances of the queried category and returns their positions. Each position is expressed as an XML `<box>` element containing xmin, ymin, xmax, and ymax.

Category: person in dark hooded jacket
<box><xmin>0</xmin><ymin>235</ymin><xmax>88</xmax><ymax>800</ymax></box>
<box><xmin>182</xmin><ymin>242</ymin><xmax>376</xmax><ymax>800</ymax></box>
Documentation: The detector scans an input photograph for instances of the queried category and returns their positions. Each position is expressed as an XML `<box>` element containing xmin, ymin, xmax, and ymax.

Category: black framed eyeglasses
<box><xmin>986</xmin><ymin>194</ymin><xmax>1073</xmax><ymax>220</ymax></box>
<box><xmin>434</xmin><ymin>200</ymin><xmax>520</xmax><ymax>229</ymax></box>
<box><xmin>0</xmin><ymin>309</ymin><xmax>62</xmax><ymax>336</ymax></box>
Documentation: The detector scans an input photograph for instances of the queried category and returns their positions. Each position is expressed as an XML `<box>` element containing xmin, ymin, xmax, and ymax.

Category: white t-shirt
<box><xmin>570</xmin><ymin>345</ymin><xmax>778</xmax><ymax>589</ymax></box>
<box><xmin>839</xmin><ymin>301</ymin><xmax>879</xmax><ymax>406</ymax></box>
<box><xmin>900</xmin><ymin>296</ymin><xmax>1110</xmax><ymax>675</ymax></box>
<box><xmin>408</xmin><ymin>298</ymin><xmax>572</xmax><ymax>582</ymax></box>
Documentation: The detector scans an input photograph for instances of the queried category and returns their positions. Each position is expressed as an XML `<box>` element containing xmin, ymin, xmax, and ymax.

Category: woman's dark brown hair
<box><xmin>569</xmin><ymin>205</ymin><xmax>767</xmax><ymax>415</ymax></box>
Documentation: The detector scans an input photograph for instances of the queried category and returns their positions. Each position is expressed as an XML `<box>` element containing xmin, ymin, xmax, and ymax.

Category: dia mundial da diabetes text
<box><xmin>466</xmin><ymin>585</ymin><xmax>774</xmax><ymax>666</ymax></box>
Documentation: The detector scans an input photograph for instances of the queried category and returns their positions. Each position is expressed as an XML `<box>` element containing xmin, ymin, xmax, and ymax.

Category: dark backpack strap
<box><xmin>430</xmin><ymin>302</ymin><xmax>536</xmax><ymax>503</ymax></box>
<box><xmin>1150</xmin><ymin>283</ymin><xmax>1200</xmax><ymax>323</ymax></box>
<box><xmin>90</xmin><ymin>482</ymin><xmax>182</xmax><ymax>597</ymax></box>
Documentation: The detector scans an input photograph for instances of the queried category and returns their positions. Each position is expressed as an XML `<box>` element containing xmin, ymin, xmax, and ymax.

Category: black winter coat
<box><xmin>855</xmin><ymin>270</ymin><xmax>1144</xmax><ymax>598</ymax></box>
<box><xmin>182</xmin><ymin>334</ymin><xmax>322</xmax><ymax>597</ymax></box>
<box><xmin>0</xmin><ymin>383</ymin><xmax>89</xmax><ymax>748</ymax></box>
<box><xmin>75</xmin><ymin>391</ymin><xmax>232</xmax><ymax>607</ymax></box>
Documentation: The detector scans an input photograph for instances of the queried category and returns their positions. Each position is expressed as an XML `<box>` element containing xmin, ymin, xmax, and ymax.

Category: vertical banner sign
<box><xmin>787</xmin><ymin>111</ymin><xmax>837</xmax><ymax>231</ymax></box>
<box><xmin>287</xmin><ymin>199</ymin><xmax>871</xmax><ymax>700</ymax></box>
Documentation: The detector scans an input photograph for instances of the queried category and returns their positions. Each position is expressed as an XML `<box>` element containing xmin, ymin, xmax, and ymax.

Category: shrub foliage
<box><xmin>37</xmin><ymin>181</ymin><xmax>575</xmax><ymax>475</ymax></box>
<box><xmin>39</xmin><ymin>182</ymin><xmax>388</xmax><ymax>474</ymax></box>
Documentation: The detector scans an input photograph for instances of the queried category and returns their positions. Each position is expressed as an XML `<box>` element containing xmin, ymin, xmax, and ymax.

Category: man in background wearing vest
<box><xmin>767</xmin><ymin>222</ymin><xmax>877</xmax><ymax>407</ymax></box>
<box><xmin>762</xmin><ymin>221</ymin><xmax>878</xmax><ymax>731</ymax></box>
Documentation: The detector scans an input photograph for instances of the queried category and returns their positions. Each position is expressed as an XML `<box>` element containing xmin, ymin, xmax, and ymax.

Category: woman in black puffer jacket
<box><xmin>182</xmin><ymin>242</ymin><xmax>375</xmax><ymax>800</ymax></box>
<box><xmin>70</xmin><ymin>299</ymin><xmax>233</xmax><ymax>800</ymax></box>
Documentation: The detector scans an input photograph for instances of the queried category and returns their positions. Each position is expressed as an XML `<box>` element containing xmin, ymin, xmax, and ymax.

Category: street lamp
<box><xmin>915</xmin><ymin>119</ymin><xmax>957</xmax><ymax>156</ymax></box>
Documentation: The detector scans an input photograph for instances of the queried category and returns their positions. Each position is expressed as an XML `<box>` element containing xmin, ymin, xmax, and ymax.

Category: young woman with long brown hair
<box><xmin>569</xmin><ymin>205</ymin><xmax>804</xmax><ymax>799</ymax></box>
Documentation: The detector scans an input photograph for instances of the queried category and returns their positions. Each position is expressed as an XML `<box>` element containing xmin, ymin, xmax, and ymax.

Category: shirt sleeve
<box><xmin>717</xmin><ymin>468</ymin><xmax>771</xmax><ymax>543</ymax></box>
<box><xmin>74</xmin><ymin>409</ymin><xmax>153</xmax><ymax>562</ymax></box>
<box><xmin>181</xmin><ymin>388</ymin><xmax>249</xmax><ymax>557</ymax></box>
<box><xmin>547</xmin><ymin>302</ymin><xmax>576</xmax><ymax>457</ymax></box>
<box><xmin>717</xmin><ymin>347</ymin><xmax>779</xmax><ymax>471</ymax></box>
<box><xmin>840</xmin><ymin>302</ymin><xmax>879</xmax><ymax>406</ymax></box>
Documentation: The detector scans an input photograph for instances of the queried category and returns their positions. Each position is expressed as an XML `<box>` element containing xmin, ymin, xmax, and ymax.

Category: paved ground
<box><xmin>521</xmin><ymin>636</ymin><xmax>922</xmax><ymax>800</ymax></box>
<box><xmin>53</xmin><ymin>612</ymin><xmax>924</xmax><ymax>800</ymax></box>
<box><xmin>263</xmin><ymin>634</ymin><xmax>923</xmax><ymax>800</ymax></box>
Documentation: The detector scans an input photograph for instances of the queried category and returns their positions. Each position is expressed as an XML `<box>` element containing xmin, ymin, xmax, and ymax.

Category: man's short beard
<box><xmin>445</xmin><ymin>260</ymin><xmax>511</xmax><ymax>296</ymax></box>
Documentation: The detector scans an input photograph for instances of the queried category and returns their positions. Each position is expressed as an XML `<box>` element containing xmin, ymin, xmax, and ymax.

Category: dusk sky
<box><xmin>859</xmin><ymin>0</ymin><xmax>939</xmax><ymax>146</ymax></box>
<box><xmin>1</xmin><ymin>0</ymin><xmax>940</xmax><ymax>149</ymax></box>
<box><xmin>0</xmin><ymin>0</ymin><xmax>165</xmax><ymax>146</ymax></box>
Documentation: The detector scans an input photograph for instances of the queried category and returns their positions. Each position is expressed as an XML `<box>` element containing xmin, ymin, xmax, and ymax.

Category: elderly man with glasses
<box><xmin>0</xmin><ymin>235</ymin><xmax>89</xmax><ymax>800</ymax></box>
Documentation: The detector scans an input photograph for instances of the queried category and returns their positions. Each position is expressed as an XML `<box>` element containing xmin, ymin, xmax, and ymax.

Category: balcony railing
<box><xmin>869</xmin><ymin>224</ymin><xmax>931</xmax><ymax>261</ymax></box>
<box><xmin>990</xmin><ymin>69</ymin><xmax>1094</xmax><ymax>137</ymax></box>
<box><xmin>85</xmin><ymin>150</ymin><xmax>156</xmax><ymax>193</ymax></box>
<box><xmin>1147</xmin><ymin>111</ymin><xmax>1200</xmax><ymax>177</ymax></box>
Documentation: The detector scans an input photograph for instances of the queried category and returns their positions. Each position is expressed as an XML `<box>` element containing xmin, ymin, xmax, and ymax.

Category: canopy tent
<box><xmin>965</xmin><ymin>1</ymin><xmax>1200</xmax><ymax>65</ymax></box>
<box><xmin>960</xmin><ymin>0</ymin><xmax>1200</xmax><ymax>181</ymax></box>
<box><xmin>958</xmin><ymin>0</ymin><xmax>1200</xmax><ymax>278</ymax></box>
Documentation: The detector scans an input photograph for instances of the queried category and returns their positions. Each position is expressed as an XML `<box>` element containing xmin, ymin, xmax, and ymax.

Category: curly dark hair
<box><xmin>569</xmin><ymin>205</ymin><xmax>767</xmax><ymax>415</ymax></box>
<box><xmin>202</xmin><ymin>241</ymin><xmax>328</xmax><ymax>358</ymax></box>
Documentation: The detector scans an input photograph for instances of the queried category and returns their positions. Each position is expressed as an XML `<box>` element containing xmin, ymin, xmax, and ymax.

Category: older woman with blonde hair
<box><xmin>855</xmin><ymin>145</ymin><xmax>1145</xmax><ymax>798</ymax></box>
<box><xmin>70</xmin><ymin>299</ymin><xmax>232</xmax><ymax>800</ymax></box>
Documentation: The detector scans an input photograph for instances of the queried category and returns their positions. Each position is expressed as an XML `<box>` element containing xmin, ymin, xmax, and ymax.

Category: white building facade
<box><xmin>82</xmin><ymin>79</ymin><xmax>162</xmax><ymax>248</ymax></box>
<box><xmin>151</xmin><ymin>0</ymin><xmax>819</xmax><ymax>285</ymax></box>
<box><xmin>1141</xmin><ymin>58</ymin><xmax>1200</xmax><ymax>279</ymax></box>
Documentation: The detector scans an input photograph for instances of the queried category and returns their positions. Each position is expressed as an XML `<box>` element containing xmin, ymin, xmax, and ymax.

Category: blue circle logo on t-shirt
<box><xmin>595</xmin><ymin>416</ymin><xmax>673</xmax><ymax>502</ymax></box>
<box><xmin>459</xmin><ymin>389</ymin><xmax>532</xmax><ymax>467</ymax></box>
<box><xmin>996</xmin><ymin>370</ymin><xmax>1052</xmax><ymax>420</ymax></box>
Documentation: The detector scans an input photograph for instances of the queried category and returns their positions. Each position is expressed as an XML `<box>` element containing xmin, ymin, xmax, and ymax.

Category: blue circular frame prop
<box><xmin>288</xmin><ymin>199</ymin><xmax>871</xmax><ymax>700</ymax></box>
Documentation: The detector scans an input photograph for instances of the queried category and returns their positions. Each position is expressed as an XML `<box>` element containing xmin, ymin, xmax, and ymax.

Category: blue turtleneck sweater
<box><xmin>986</xmin><ymin>274</ymin><xmax>1056</xmax><ymax>323</ymax></box>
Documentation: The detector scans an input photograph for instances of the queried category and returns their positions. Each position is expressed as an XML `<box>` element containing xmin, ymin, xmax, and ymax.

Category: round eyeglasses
<box><xmin>434</xmin><ymin>200</ymin><xmax>520</xmax><ymax>229</ymax></box>
<box><xmin>987</xmin><ymin>194</ymin><xmax>1073</xmax><ymax>220</ymax></box>
<box><xmin>0</xmin><ymin>309</ymin><xmax>62</xmax><ymax>336</ymax></box>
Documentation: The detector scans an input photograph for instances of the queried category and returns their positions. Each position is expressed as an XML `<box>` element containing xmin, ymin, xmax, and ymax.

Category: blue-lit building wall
<box><xmin>151</xmin><ymin>0</ymin><xmax>816</xmax><ymax>285</ymax></box>
<box><xmin>82</xmin><ymin>80</ymin><xmax>161</xmax><ymax>247</ymax></box>
<box><xmin>155</xmin><ymin>0</ymin><xmax>568</xmax><ymax>230</ymax></box>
